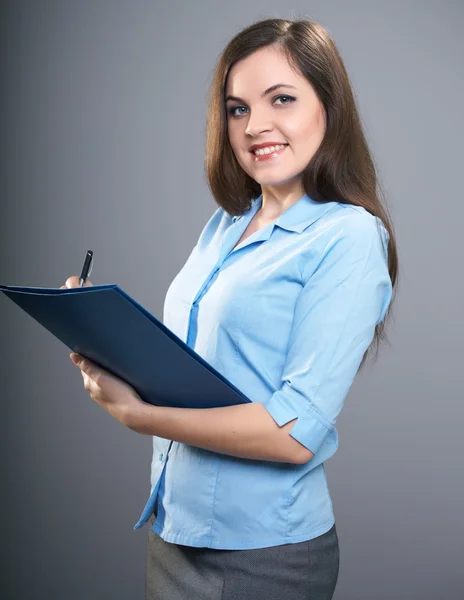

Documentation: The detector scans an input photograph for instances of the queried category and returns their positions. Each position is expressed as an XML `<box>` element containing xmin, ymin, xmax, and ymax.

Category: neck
<box><xmin>259</xmin><ymin>180</ymin><xmax>306</xmax><ymax>219</ymax></box>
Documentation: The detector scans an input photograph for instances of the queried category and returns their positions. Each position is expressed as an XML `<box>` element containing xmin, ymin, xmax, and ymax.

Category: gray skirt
<box><xmin>145</xmin><ymin>515</ymin><xmax>339</xmax><ymax>600</ymax></box>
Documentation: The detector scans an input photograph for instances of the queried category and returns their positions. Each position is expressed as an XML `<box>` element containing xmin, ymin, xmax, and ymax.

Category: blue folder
<box><xmin>0</xmin><ymin>284</ymin><xmax>251</xmax><ymax>409</ymax></box>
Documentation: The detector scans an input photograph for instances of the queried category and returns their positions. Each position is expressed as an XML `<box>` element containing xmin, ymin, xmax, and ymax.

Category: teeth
<box><xmin>253</xmin><ymin>144</ymin><xmax>287</xmax><ymax>156</ymax></box>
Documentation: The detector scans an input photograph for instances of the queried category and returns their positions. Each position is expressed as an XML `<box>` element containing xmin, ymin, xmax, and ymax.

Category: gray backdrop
<box><xmin>1</xmin><ymin>1</ymin><xmax>463</xmax><ymax>599</ymax></box>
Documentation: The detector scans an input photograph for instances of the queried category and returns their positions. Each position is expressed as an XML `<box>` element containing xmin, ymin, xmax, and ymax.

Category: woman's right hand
<box><xmin>60</xmin><ymin>276</ymin><xmax>94</xmax><ymax>289</ymax></box>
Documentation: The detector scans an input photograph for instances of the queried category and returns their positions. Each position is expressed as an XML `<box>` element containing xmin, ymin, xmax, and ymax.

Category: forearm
<box><xmin>130</xmin><ymin>401</ymin><xmax>313</xmax><ymax>464</ymax></box>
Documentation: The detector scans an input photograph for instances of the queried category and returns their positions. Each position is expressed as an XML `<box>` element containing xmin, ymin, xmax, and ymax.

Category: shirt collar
<box><xmin>232</xmin><ymin>194</ymin><xmax>339</xmax><ymax>233</ymax></box>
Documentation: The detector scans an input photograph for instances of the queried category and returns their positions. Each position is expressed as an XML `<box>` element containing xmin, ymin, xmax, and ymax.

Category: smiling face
<box><xmin>225</xmin><ymin>45</ymin><xmax>326</xmax><ymax>193</ymax></box>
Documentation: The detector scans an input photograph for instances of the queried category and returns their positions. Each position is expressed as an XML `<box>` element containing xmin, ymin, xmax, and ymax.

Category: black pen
<box><xmin>79</xmin><ymin>250</ymin><xmax>94</xmax><ymax>287</ymax></box>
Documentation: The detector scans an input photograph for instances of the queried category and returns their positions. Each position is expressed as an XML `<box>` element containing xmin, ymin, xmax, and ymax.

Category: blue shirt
<box><xmin>134</xmin><ymin>193</ymin><xmax>392</xmax><ymax>549</ymax></box>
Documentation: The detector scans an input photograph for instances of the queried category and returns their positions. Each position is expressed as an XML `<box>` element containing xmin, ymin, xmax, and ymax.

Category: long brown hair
<box><xmin>204</xmin><ymin>18</ymin><xmax>399</xmax><ymax>370</ymax></box>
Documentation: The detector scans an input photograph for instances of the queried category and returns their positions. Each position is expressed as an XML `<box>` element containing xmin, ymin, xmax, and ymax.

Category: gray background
<box><xmin>1</xmin><ymin>1</ymin><xmax>462</xmax><ymax>599</ymax></box>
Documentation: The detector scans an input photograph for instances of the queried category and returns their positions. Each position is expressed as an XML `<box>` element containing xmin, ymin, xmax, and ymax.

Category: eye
<box><xmin>228</xmin><ymin>105</ymin><xmax>248</xmax><ymax>117</ymax></box>
<box><xmin>227</xmin><ymin>94</ymin><xmax>296</xmax><ymax>117</ymax></box>
<box><xmin>274</xmin><ymin>94</ymin><xmax>295</xmax><ymax>105</ymax></box>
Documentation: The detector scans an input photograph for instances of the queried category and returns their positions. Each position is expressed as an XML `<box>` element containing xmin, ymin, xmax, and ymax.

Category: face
<box><xmin>225</xmin><ymin>45</ymin><xmax>326</xmax><ymax>191</ymax></box>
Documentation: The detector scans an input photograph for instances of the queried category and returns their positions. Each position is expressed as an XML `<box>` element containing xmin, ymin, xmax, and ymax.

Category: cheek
<box><xmin>227</xmin><ymin>120</ymin><xmax>240</xmax><ymax>147</ymax></box>
<box><xmin>228</xmin><ymin>128</ymin><xmax>252</xmax><ymax>169</ymax></box>
<box><xmin>227</xmin><ymin>129</ymin><xmax>242</xmax><ymax>158</ymax></box>
<box><xmin>288</xmin><ymin>113</ymin><xmax>326</xmax><ymax>156</ymax></box>
<box><xmin>290</xmin><ymin>113</ymin><xmax>324</xmax><ymax>139</ymax></box>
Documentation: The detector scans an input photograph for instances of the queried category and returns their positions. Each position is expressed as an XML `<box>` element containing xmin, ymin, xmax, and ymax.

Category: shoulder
<box><xmin>328</xmin><ymin>202</ymin><xmax>387</xmax><ymax>234</ymax></box>
<box><xmin>300</xmin><ymin>203</ymin><xmax>390</xmax><ymax>281</ymax></box>
<box><xmin>195</xmin><ymin>205</ymin><xmax>233</xmax><ymax>247</ymax></box>
<box><xmin>320</xmin><ymin>203</ymin><xmax>390</xmax><ymax>254</ymax></box>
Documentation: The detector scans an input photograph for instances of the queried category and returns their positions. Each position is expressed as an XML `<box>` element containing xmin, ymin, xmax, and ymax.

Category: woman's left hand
<box><xmin>70</xmin><ymin>353</ymin><xmax>147</xmax><ymax>431</ymax></box>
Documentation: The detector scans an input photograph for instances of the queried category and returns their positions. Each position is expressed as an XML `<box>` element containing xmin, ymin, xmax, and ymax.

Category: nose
<box><xmin>245</xmin><ymin>114</ymin><xmax>273</xmax><ymax>137</ymax></box>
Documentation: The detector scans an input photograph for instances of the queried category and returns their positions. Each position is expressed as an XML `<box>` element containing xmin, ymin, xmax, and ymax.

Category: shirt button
<box><xmin>159</xmin><ymin>453</ymin><xmax>164</xmax><ymax>461</ymax></box>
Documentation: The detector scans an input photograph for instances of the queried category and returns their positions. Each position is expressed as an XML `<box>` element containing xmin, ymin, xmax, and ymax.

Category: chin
<box><xmin>253</xmin><ymin>173</ymin><xmax>298</xmax><ymax>187</ymax></box>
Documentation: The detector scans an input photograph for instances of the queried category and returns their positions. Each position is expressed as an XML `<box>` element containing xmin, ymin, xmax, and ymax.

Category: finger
<box><xmin>82</xmin><ymin>371</ymin><xmax>91</xmax><ymax>390</ymax></box>
<box><xmin>65</xmin><ymin>276</ymin><xmax>80</xmax><ymax>288</ymax></box>
<box><xmin>65</xmin><ymin>276</ymin><xmax>94</xmax><ymax>288</ymax></box>
<box><xmin>71</xmin><ymin>353</ymin><xmax>85</xmax><ymax>367</ymax></box>
<box><xmin>71</xmin><ymin>354</ymin><xmax>99</xmax><ymax>381</ymax></box>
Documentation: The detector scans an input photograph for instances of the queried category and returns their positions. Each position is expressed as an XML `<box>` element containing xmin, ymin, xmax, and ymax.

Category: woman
<box><xmin>64</xmin><ymin>17</ymin><xmax>398</xmax><ymax>600</ymax></box>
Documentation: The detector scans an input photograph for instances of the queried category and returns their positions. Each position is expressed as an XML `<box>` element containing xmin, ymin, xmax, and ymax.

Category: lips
<box><xmin>249</xmin><ymin>142</ymin><xmax>288</xmax><ymax>152</ymax></box>
<box><xmin>251</xmin><ymin>144</ymin><xmax>289</xmax><ymax>162</ymax></box>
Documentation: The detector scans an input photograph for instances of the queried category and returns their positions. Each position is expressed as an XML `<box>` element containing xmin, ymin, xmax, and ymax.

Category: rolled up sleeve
<box><xmin>262</xmin><ymin>217</ymin><xmax>393</xmax><ymax>455</ymax></box>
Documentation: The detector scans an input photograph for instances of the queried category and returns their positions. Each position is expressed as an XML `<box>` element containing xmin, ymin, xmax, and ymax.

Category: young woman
<box><xmin>65</xmin><ymin>17</ymin><xmax>398</xmax><ymax>600</ymax></box>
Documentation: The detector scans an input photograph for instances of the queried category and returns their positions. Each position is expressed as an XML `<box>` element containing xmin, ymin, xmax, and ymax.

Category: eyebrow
<box><xmin>225</xmin><ymin>83</ymin><xmax>297</xmax><ymax>103</ymax></box>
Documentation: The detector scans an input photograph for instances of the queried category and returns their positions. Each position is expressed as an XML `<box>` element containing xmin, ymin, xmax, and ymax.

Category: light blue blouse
<box><xmin>134</xmin><ymin>193</ymin><xmax>393</xmax><ymax>550</ymax></box>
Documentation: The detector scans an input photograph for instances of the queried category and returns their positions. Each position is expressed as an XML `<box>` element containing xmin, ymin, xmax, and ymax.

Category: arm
<box><xmin>64</xmin><ymin>278</ymin><xmax>307</xmax><ymax>463</ymax></box>
<box><xmin>129</xmin><ymin>400</ymin><xmax>314</xmax><ymax>464</ymax></box>
<box><xmin>73</xmin><ymin>215</ymin><xmax>391</xmax><ymax>466</ymax></box>
<box><xmin>129</xmin><ymin>217</ymin><xmax>391</xmax><ymax>465</ymax></box>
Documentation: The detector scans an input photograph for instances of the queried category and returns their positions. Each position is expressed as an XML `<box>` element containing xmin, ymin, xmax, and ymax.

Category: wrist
<box><xmin>125</xmin><ymin>399</ymin><xmax>154</xmax><ymax>434</ymax></box>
